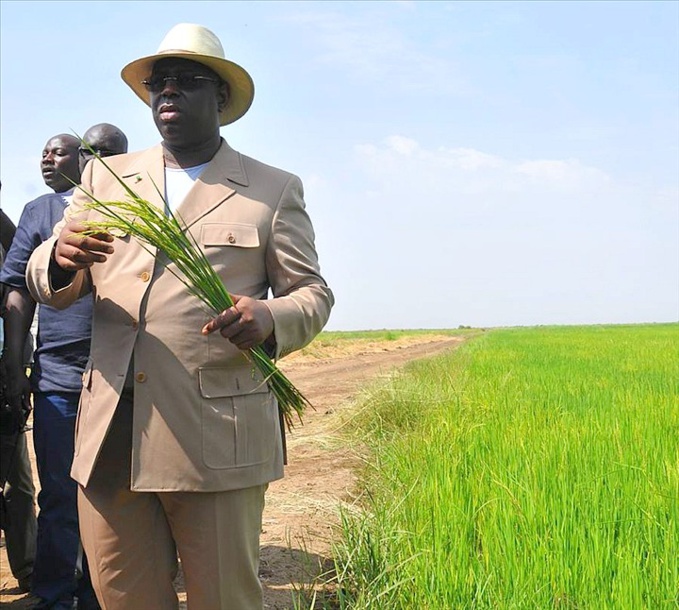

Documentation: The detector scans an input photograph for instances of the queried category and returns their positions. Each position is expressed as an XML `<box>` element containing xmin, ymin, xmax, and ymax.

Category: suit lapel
<box><xmin>102</xmin><ymin>146</ymin><xmax>165</xmax><ymax>243</ymax></box>
<box><xmin>103</xmin><ymin>141</ymin><xmax>244</xmax><ymax>239</ymax></box>
<box><xmin>120</xmin><ymin>145</ymin><xmax>166</xmax><ymax>212</ymax></box>
<box><xmin>174</xmin><ymin>140</ymin><xmax>245</xmax><ymax>231</ymax></box>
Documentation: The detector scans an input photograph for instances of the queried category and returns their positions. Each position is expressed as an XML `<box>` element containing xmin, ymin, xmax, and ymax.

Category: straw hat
<box><xmin>121</xmin><ymin>23</ymin><xmax>254</xmax><ymax>126</ymax></box>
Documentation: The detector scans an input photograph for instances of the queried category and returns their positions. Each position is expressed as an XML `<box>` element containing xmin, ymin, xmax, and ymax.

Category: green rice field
<box><xmin>322</xmin><ymin>324</ymin><xmax>678</xmax><ymax>609</ymax></box>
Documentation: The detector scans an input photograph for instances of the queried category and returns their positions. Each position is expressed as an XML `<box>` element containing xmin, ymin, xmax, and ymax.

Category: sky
<box><xmin>1</xmin><ymin>1</ymin><xmax>677</xmax><ymax>331</ymax></box>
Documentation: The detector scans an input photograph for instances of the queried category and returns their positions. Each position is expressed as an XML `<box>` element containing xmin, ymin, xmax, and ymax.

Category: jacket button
<box><xmin>227</xmin><ymin>233</ymin><xmax>236</xmax><ymax>244</ymax></box>
<box><xmin>131</xmin><ymin>320</ymin><xmax>139</xmax><ymax>330</ymax></box>
<box><xmin>135</xmin><ymin>372</ymin><xmax>147</xmax><ymax>383</ymax></box>
<box><xmin>140</xmin><ymin>271</ymin><xmax>151</xmax><ymax>282</ymax></box>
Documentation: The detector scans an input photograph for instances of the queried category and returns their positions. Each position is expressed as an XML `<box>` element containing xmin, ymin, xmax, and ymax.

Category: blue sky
<box><xmin>1</xmin><ymin>1</ymin><xmax>677</xmax><ymax>330</ymax></box>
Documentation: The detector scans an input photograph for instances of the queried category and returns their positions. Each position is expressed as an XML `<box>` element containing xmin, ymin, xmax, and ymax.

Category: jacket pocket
<box><xmin>200</xmin><ymin>223</ymin><xmax>259</xmax><ymax>248</ymax></box>
<box><xmin>198</xmin><ymin>365</ymin><xmax>276</xmax><ymax>469</ymax></box>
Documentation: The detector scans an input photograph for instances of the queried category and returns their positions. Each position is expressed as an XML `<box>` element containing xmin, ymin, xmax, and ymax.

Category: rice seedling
<box><xmin>326</xmin><ymin>324</ymin><xmax>679</xmax><ymax>609</ymax></box>
<box><xmin>76</xmin><ymin>144</ymin><xmax>310</xmax><ymax>430</ymax></box>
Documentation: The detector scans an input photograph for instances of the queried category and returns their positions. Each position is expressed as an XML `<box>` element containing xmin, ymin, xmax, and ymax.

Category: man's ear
<box><xmin>217</xmin><ymin>81</ymin><xmax>229</xmax><ymax>112</ymax></box>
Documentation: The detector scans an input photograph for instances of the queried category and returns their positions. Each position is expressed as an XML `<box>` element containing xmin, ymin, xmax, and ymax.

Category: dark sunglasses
<box><xmin>78</xmin><ymin>146</ymin><xmax>120</xmax><ymax>157</ymax></box>
<box><xmin>78</xmin><ymin>147</ymin><xmax>117</xmax><ymax>158</ymax></box>
<box><xmin>141</xmin><ymin>74</ymin><xmax>219</xmax><ymax>93</ymax></box>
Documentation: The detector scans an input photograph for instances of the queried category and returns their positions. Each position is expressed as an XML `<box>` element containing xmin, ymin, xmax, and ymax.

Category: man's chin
<box><xmin>45</xmin><ymin>179</ymin><xmax>68</xmax><ymax>193</ymax></box>
<box><xmin>156</xmin><ymin>120</ymin><xmax>184</xmax><ymax>139</ymax></box>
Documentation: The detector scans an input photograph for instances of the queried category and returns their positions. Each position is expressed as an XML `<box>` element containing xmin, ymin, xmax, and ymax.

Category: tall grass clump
<box><xmin>326</xmin><ymin>324</ymin><xmax>678</xmax><ymax>609</ymax></box>
<box><xmin>77</xmin><ymin>148</ymin><xmax>309</xmax><ymax>430</ymax></box>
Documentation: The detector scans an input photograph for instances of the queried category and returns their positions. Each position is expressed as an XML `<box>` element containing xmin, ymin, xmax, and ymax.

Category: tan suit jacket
<box><xmin>26</xmin><ymin>140</ymin><xmax>334</xmax><ymax>492</ymax></box>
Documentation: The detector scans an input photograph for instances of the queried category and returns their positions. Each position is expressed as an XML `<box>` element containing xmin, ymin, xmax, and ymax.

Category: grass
<box><xmin>314</xmin><ymin>323</ymin><xmax>678</xmax><ymax>609</ymax></box>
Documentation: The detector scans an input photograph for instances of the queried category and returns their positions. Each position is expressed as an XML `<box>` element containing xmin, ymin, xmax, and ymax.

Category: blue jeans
<box><xmin>32</xmin><ymin>392</ymin><xmax>99</xmax><ymax>610</ymax></box>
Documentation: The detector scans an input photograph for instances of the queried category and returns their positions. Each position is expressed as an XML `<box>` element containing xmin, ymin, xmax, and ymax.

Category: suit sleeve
<box><xmin>25</xmin><ymin>166</ymin><xmax>94</xmax><ymax>309</ymax></box>
<box><xmin>263</xmin><ymin>174</ymin><xmax>334</xmax><ymax>359</ymax></box>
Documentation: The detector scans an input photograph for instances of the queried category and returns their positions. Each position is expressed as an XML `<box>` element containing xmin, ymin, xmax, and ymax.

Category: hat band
<box><xmin>159</xmin><ymin>48</ymin><xmax>211</xmax><ymax>56</ymax></box>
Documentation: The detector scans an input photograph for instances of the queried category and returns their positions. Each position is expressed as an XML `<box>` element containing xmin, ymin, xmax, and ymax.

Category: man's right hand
<box><xmin>53</xmin><ymin>220</ymin><xmax>115</xmax><ymax>271</ymax></box>
<box><xmin>6</xmin><ymin>374</ymin><xmax>31</xmax><ymax>423</ymax></box>
<box><xmin>0</xmin><ymin>359</ymin><xmax>31</xmax><ymax>434</ymax></box>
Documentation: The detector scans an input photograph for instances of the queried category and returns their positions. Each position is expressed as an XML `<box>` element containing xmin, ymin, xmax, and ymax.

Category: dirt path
<box><xmin>0</xmin><ymin>335</ymin><xmax>465</xmax><ymax>608</ymax></box>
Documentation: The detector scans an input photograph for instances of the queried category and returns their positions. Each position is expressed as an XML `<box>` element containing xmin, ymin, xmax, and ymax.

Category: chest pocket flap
<box><xmin>198</xmin><ymin>365</ymin><xmax>269</xmax><ymax>398</ymax></box>
<box><xmin>201</xmin><ymin>223</ymin><xmax>259</xmax><ymax>248</ymax></box>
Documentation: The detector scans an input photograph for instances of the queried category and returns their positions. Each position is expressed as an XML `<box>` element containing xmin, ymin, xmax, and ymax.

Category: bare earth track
<box><xmin>0</xmin><ymin>334</ymin><xmax>464</xmax><ymax>609</ymax></box>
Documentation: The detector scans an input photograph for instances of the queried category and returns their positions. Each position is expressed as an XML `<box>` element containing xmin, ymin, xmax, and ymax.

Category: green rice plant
<box><xmin>76</xmin><ymin>145</ymin><xmax>310</xmax><ymax>430</ymax></box>
<box><xmin>328</xmin><ymin>324</ymin><xmax>679</xmax><ymax>609</ymax></box>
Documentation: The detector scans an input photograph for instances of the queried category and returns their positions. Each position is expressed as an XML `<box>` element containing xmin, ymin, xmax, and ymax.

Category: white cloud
<box><xmin>385</xmin><ymin>135</ymin><xmax>419</xmax><ymax>155</ymax></box>
<box><xmin>515</xmin><ymin>159</ymin><xmax>610</xmax><ymax>188</ymax></box>
<box><xmin>439</xmin><ymin>147</ymin><xmax>505</xmax><ymax>171</ymax></box>
<box><xmin>302</xmin><ymin>173</ymin><xmax>327</xmax><ymax>195</ymax></box>
<box><xmin>279</xmin><ymin>8</ymin><xmax>468</xmax><ymax>94</ymax></box>
<box><xmin>353</xmin><ymin>135</ymin><xmax>612</xmax><ymax>199</ymax></box>
<box><xmin>652</xmin><ymin>187</ymin><xmax>679</xmax><ymax>214</ymax></box>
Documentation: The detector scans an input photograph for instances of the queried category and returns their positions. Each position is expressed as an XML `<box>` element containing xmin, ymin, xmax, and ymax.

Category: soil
<box><xmin>0</xmin><ymin>334</ymin><xmax>465</xmax><ymax>609</ymax></box>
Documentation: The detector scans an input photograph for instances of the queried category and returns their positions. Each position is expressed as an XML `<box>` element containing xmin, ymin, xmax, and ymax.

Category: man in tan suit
<box><xmin>25</xmin><ymin>23</ymin><xmax>334</xmax><ymax>610</ymax></box>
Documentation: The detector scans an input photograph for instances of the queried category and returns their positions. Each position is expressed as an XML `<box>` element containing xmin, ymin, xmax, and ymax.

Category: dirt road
<box><xmin>0</xmin><ymin>334</ymin><xmax>464</xmax><ymax>609</ymax></box>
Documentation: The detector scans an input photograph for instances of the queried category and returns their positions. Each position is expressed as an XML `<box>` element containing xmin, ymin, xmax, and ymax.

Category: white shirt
<box><xmin>164</xmin><ymin>163</ymin><xmax>209</xmax><ymax>214</ymax></box>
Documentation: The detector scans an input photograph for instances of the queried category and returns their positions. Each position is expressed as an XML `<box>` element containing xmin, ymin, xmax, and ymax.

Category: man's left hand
<box><xmin>202</xmin><ymin>294</ymin><xmax>274</xmax><ymax>351</ymax></box>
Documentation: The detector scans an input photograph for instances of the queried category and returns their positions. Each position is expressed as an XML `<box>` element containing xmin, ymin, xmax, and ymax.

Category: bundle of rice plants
<box><xmin>77</xmin><ymin>145</ymin><xmax>310</xmax><ymax>430</ymax></box>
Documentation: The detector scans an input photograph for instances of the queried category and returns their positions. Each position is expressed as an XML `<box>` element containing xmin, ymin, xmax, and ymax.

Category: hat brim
<box><xmin>121</xmin><ymin>51</ymin><xmax>254</xmax><ymax>126</ymax></box>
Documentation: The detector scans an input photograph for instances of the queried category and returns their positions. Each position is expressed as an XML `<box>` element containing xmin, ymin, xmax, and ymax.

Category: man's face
<box><xmin>147</xmin><ymin>58</ymin><xmax>227</xmax><ymax>150</ymax></box>
<box><xmin>41</xmin><ymin>136</ymin><xmax>80</xmax><ymax>193</ymax></box>
<box><xmin>79</xmin><ymin>127</ymin><xmax>127</xmax><ymax>173</ymax></box>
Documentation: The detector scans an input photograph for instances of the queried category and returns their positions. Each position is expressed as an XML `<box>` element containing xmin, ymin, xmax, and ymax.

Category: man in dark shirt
<box><xmin>1</xmin><ymin>128</ymin><xmax>127</xmax><ymax>610</ymax></box>
<box><xmin>77</xmin><ymin>123</ymin><xmax>129</xmax><ymax>174</ymax></box>
<box><xmin>0</xmin><ymin>200</ymin><xmax>37</xmax><ymax>595</ymax></box>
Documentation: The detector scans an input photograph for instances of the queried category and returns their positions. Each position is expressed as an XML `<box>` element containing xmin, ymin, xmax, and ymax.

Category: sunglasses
<box><xmin>78</xmin><ymin>147</ymin><xmax>117</xmax><ymax>158</ymax></box>
<box><xmin>141</xmin><ymin>74</ymin><xmax>219</xmax><ymax>93</ymax></box>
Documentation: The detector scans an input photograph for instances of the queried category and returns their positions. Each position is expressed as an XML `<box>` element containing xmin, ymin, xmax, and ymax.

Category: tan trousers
<box><xmin>77</xmin><ymin>396</ymin><xmax>266</xmax><ymax>610</ymax></box>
